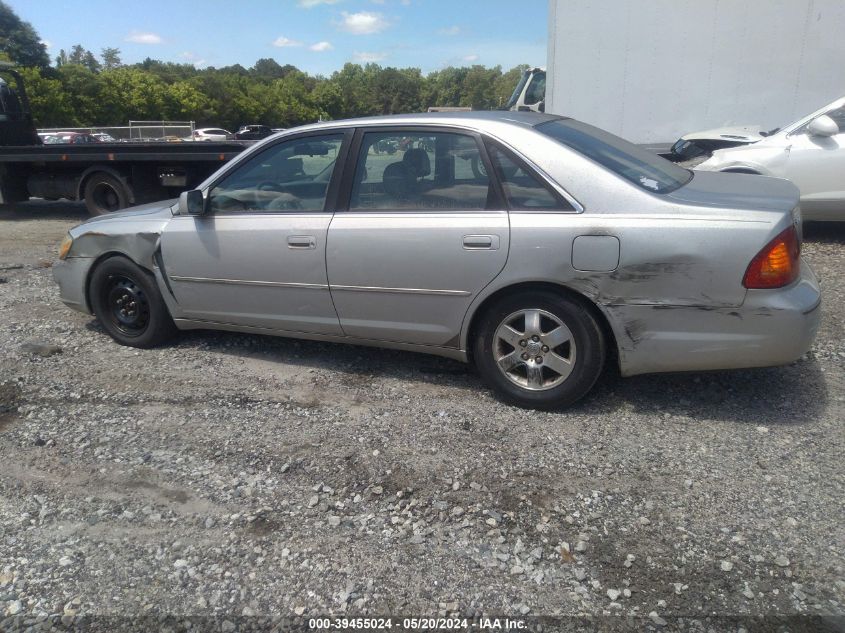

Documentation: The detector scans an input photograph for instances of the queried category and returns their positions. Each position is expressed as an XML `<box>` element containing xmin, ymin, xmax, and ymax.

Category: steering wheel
<box><xmin>211</xmin><ymin>193</ymin><xmax>248</xmax><ymax>211</ymax></box>
<box><xmin>267</xmin><ymin>194</ymin><xmax>303</xmax><ymax>211</ymax></box>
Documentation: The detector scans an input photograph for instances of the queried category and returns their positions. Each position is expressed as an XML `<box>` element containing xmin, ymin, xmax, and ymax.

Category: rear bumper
<box><xmin>609</xmin><ymin>260</ymin><xmax>822</xmax><ymax>376</ymax></box>
<box><xmin>52</xmin><ymin>256</ymin><xmax>95</xmax><ymax>315</ymax></box>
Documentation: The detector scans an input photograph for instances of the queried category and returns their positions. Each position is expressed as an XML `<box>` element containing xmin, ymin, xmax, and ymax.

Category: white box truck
<box><xmin>540</xmin><ymin>0</ymin><xmax>845</xmax><ymax>144</ymax></box>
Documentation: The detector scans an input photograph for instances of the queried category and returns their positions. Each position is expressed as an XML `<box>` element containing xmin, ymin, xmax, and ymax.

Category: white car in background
<box><xmin>191</xmin><ymin>128</ymin><xmax>232</xmax><ymax>141</ymax></box>
<box><xmin>692</xmin><ymin>97</ymin><xmax>845</xmax><ymax>221</ymax></box>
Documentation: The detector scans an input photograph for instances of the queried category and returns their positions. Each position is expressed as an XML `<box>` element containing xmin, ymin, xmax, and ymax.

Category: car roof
<box><xmin>290</xmin><ymin>110</ymin><xmax>565</xmax><ymax>135</ymax></box>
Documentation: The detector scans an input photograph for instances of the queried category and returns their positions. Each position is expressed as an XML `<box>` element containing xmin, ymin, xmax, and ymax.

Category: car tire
<box><xmin>89</xmin><ymin>256</ymin><xmax>177</xmax><ymax>348</ymax></box>
<box><xmin>84</xmin><ymin>172</ymin><xmax>130</xmax><ymax>216</ymax></box>
<box><xmin>473</xmin><ymin>291</ymin><xmax>605</xmax><ymax>410</ymax></box>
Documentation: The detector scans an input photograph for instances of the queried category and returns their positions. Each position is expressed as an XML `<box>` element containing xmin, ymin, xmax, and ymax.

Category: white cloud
<box><xmin>309</xmin><ymin>41</ymin><xmax>334</xmax><ymax>52</ymax></box>
<box><xmin>180</xmin><ymin>52</ymin><xmax>207</xmax><ymax>68</ymax></box>
<box><xmin>125</xmin><ymin>31</ymin><xmax>163</xmax><ymax>45</ymax></box>
<box><xmin>338</xmin><ymin>11</ymin><xmax>389</xmax><ymax>35</ymax></box>
<box><xmin>354</xmin><ymin>51</ymin><xmax>387</xmax><ymax>62</ymax></box>
<box><xmin>298</xmin><ymin>0</ymin><xmax>341</xmax><ymax>6</ymax></box>
<box><xmin>40</xmin><ymin>39</ymin><xmax>52</xmax><ymax>49</ymax></box>
<box><xmin>273</xmin><ymin>36</ymin><xmax>303</xmax><ymax>48</ymax></box>
<box><xmin>462</xmin><ymin>54</ymin><xmax>479</xmax><ymax>62</ymax></box>
<box><xmin>438</xmin><ymin>25</ymin><xmax>460</xmax><ymax>36</ymax></box>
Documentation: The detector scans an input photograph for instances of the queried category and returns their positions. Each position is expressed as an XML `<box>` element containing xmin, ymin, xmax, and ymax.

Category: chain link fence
<box><xmin>37</xmin><ymin>121</ymin><xmax>196</xmax><ymax>142</ymax></box>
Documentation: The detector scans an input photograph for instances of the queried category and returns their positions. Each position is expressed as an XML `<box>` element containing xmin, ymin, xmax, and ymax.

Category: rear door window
<box><xmin>486</xmin><ymin>143</ymin><xmax>572</xmax><ymax>210</ymax></box>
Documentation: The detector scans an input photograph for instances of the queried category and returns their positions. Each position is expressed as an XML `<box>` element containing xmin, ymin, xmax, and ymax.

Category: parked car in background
<box><xmin>192</xmin><ymin>128</ymin><xmax>232</xmax><ymax>141</ymax></box>
<box><xmin>234</xmin><ymin>125</ymin><xmax>274</xmax><ymax>140</ymax></box>
<box><xmin>52</xmin><ymin>111</ymin><xmax>820</xmax><ymax>410</ymax></box>
<box><xmin>43</xmin><ymin>132</ymin><xmax>102</xmax><ymax>144</ymax></box>
<box><xmin>694</xmin><ymin>96</ymin><xmax>845</xmax><ymax>221</ymax></box>
<box><xmin>92</xmin><ymin>132</ymin><xmax>117</xmax><ymax>143</ymax></box>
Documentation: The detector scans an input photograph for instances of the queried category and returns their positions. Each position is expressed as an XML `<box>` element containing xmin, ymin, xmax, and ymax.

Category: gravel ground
<box><xmin>0</xmin><ymin>201</ymin><xmax>843</xmax><ymax>632</ymax></box>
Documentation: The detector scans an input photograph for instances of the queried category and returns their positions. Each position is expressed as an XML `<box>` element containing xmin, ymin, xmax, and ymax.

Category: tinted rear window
<box><xmin>536</xmin><ymin>119</ymin><xmax>692</xmax><ymax>194</ymax></box>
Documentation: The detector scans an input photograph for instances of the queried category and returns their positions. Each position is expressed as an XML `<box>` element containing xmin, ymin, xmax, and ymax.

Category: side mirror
<box><xmin>178</xmin><ymin>189</ymin><xmax>206</xmax><ymax>215</ymax></box>
<box><xmin>807</xmin><ymin>114</ymin><xmax>839</xmax><ymax>138</ymax></box>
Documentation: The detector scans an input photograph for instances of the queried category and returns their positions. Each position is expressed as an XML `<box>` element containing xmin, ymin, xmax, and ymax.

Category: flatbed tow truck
<box><xmin>0</xmin><ymin>63</ymin><xmax>250</xmax><ymax>216</ymax></box>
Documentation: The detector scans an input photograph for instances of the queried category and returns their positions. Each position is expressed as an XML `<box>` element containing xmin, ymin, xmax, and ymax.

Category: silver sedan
<box><xmin>53</xmin><ymin>112</ymin><xmax>821</xmax><ymax>409</ymax></box>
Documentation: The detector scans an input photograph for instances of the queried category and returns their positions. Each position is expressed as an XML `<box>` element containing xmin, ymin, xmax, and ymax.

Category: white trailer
<box><xmin>545</xmin><ymin>0</ymin><xmax>845</xmax><ymax>143</ymax></box>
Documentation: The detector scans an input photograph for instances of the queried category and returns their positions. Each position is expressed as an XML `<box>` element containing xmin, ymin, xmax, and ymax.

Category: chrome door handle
<box><xmin>288</xmin><ymin>235</ymin><xmax>316</xmax><ymax>249</ymax></box>
<box><xmin>462</xmin><ymin>234</ymin><xmax>499</xmax><ymax>250</ymax></box>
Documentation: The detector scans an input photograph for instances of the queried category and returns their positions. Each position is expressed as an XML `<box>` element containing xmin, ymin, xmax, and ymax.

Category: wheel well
<box><xmin>466</xmin><ymin>282</ymin><xmax>619</xmax><ymax>368</ymax></box>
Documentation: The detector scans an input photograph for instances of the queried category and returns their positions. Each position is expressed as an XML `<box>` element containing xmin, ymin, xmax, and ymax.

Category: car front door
<box><xmin>160</xmin><ymin>131</ymin><xmax>349</xmax><ymax>334</ymax></box>
<box><xmin>783</xmin><ymin>105</ymin><xmax>845</xmax><ymax>218</ymax></box>
<box><xmin>326</xmin><ymin>128</ymin><xmax>509</xmax><ymax>347</ymax></box>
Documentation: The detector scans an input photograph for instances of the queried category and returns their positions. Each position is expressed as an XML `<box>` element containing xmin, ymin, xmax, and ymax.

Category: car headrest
<box><xmin>402</xmin><ymin>148</ymin><xmax>431</xmax><ymax>178</ymax></box>
<box><xmin>382</xmin><ymin>161</ymin><xmax>413</xmax><ymax>199</ymax></box>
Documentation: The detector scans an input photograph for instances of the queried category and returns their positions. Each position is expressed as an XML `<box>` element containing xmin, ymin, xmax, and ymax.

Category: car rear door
<box><xmin>326</xmin><ymin>127</ymin><xmax>509</xmax><ymax>347</ymax></box>
<box><xmin>160</xmin><ymin>130</ymin><xmax>350</xmax><ymax>334</ymax></box>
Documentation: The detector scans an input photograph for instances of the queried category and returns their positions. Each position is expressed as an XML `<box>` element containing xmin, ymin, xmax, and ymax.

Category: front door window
<box><xmin>209</xmin><ymin>134</ymin><xmax>344</xmax><ymax>213</ymax></box>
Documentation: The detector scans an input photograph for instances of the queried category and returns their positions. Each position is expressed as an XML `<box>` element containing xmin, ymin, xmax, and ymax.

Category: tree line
<box><xmin>0</xmin><ymin>2</ymin><xmax>527</xmax><ymax>131</ymax></box>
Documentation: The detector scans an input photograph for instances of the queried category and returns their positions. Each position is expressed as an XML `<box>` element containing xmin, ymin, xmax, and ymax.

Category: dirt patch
<box><xmin>0</xmin><ymin>381</ymin><xmax>22</xmax><ymax>430</ymax></box>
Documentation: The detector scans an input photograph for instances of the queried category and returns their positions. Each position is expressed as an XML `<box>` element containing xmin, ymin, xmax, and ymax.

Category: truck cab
<box><xmin>0</xmin><ymin>64</ymin><xmax>40</xmax><ymax>147</ymax></box>
<box><xmin>505</xmin><ymin>67</ymin><xmax>546</xmax><ymax>113</ymax></box>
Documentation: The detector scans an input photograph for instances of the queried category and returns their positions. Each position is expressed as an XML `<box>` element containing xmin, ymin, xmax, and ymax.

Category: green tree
<box><xmin>68</xmin><ymin>44</ymin><xmax>86</xmax><ymax>65</ymax></box>
<box><xmin>83</xmin><ymin>50</ymin><xmax>101</xmax><ymax>73</ymax></box>
<box><xmin>164</xmin><ymin>80</ymin><xmax>211</xmax><ymax>122</ymax></box>
<box><xmin>101</xmin><ymin>47</ymin><xmax>122</xmax><ymax>71</ymax></box>
<box><xmin>329</xmin><ymin>63</ymin><xmax>371</xmax><ymax>118</ymax></box>
<box><xmin>370</xmin><ymin>66</ymin><xmax>423</xmax><ymax>114</ymax></box>
<box><xmin>251</xmin><ymin>58</ymin><xmax>286</xmax><ymax>81</ymax></box>
<box><xmin>460</xmin><ymin>65</ymin><xmax>501</xmax><ymax>110</ymax></box>
<box><xmin>56</xmin><ymin>64</ymin><xmax>101</xmax><ymax>125</ymax></box>
<box><xmin>99</xmin><ymin>67</ymin><xmax>168</xmax><ymax>123</ymax></box>
<box><xmin>424</xmin><ymin>66</ymin><xmax>469</xmax><ymax>108</ymax></box>
<box><xmin>266</xmin><ymin>73</ymin><xmax>320</xmax><ymax>126</ymax></box>
<box><xmin>0</xmin><ymin>0</ymin><xmax>49</xmax><ymax>68</ymax></box>
<box><xmin>312</xmin><ymin>80</ymin><xmax>343</xmax><ymax>120</ymax></box>
<box><xmin>17</xmin><ymin>66</ymin><xmax>76</xmax><ymax>126</ymax></box>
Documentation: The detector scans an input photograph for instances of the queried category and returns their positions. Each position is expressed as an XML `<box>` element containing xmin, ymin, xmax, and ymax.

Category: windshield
<box><xmin>537</xmin><ymin>119</ymin><xmax>693</xmax><ymax>194</ymax></box>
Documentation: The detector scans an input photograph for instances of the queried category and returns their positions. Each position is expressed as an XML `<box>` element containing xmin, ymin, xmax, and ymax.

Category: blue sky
<box><xmin>10</xmin><ymin>0</ymin><xmax>547</xmax><ymax>75</ymax></box>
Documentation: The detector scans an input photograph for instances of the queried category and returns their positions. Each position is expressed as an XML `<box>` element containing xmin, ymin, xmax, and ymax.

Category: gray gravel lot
<box><xmin>0</xmin><ymin>201</ymin><xmax>843</xmax><ymax>632</ymax></box>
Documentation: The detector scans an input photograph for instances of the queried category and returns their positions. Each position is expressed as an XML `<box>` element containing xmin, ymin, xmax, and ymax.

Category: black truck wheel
<box><xmin>84</xmin><ymin>172</ymin><xmax>131</xmax><ymax>216</ymax></box>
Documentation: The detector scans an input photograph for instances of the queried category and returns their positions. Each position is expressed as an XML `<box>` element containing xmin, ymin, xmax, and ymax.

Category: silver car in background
<box><xmin>53</xmin><ymin>112</ymin><xmax>821</xmax><ymax>409</ymax></box>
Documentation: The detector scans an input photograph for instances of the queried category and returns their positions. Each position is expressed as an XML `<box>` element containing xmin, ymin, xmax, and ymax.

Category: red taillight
<box><xmin>743</xmin><ymin>225</ymin><xmax>800</xmax><ymax>289</ymax></box>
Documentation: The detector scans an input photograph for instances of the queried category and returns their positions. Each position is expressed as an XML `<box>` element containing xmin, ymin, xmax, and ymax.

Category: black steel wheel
<box><xmin>89</xmin><ymin>256</ymin><xmax>176</xmax><ymax>348</ymax></box>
